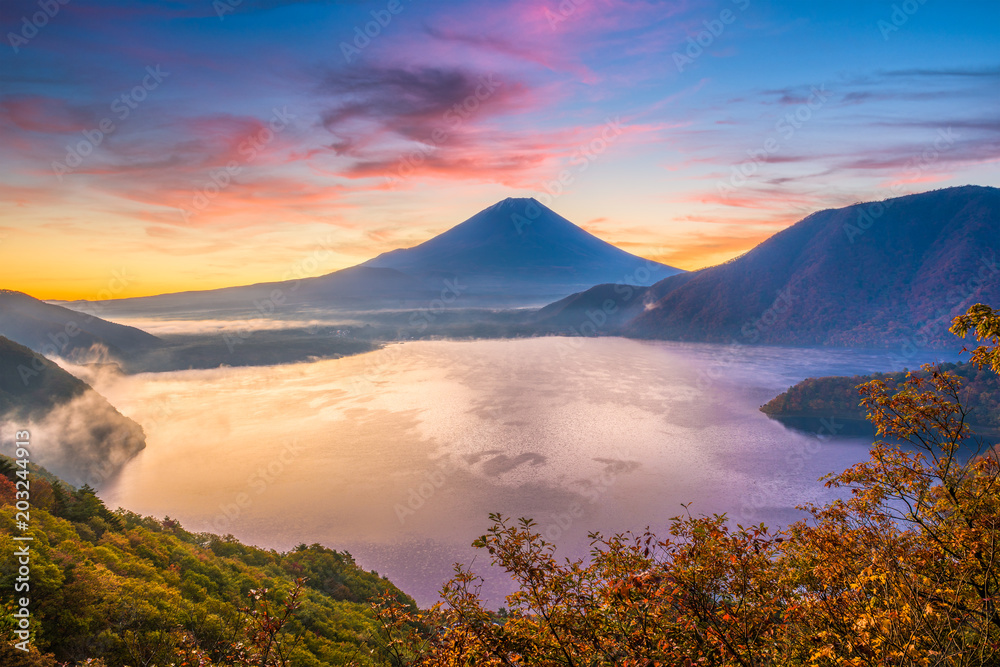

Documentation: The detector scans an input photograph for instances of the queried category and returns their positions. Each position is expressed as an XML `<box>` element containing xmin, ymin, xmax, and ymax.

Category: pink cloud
<box><xmin>0</xmin><ymin>96</ymin><xmax>93</xmax><ymax>134</ymax></box>
<box><xmin>332</xmin><ymin>115</ymin><xmax>675</xmax><ymax>190</ymax></box>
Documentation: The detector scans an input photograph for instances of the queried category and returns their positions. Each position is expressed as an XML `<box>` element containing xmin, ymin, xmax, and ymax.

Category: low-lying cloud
<box><xmin>3</xmin><ymin>388</ymin><xmax>145</xmax><ymax>488</ymax></box>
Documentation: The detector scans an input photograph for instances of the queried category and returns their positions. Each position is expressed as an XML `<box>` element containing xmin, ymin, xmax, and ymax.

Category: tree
<box><xmin>952</xmin><ymin>303</ymin><xmax>1000</xmax><ymax>374</ymax></box>
<box><xmin>374</xmin><ymin>303</ymin><xmax>1000</xmax><ymax>666</ymax></box>
<box><xmin>785</xmin><ymin>362</ymin><xmax>1000</xmax><ymax>664</ymax></box>
<box><xmin>175</xmin><ymin>578</ymin><xmax>307</xmax><ymax>667</ymax></box>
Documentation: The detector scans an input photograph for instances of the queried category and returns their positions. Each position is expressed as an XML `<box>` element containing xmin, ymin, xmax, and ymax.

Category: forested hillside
<box><xmin>0</xmin><ymin>336</ymin><xmax>88</xmax><ymax>420</ymax></box>
<box><xmin>0</xmin><ymin>459</ymin><xmax>415</xmax><ymax>666</ymax></box>
<box><xmin>625</xmin><ymin>186</ymin><xmax>1000</xmax><ymax>346</ymax></box>
<box><xmin>0</xmin><ymin>336</ymin><xmax>146</xmax><ymax>487</ymax></box>
<box><xmin>761</xmin><ymin>360</ymin><xmax>1000</xmax><ymax>435</ymax></box>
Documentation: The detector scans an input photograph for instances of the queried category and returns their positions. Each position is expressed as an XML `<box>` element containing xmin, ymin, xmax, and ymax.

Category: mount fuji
<box><xmin>64</xmin><ymin>198</ymin><xmax>680</xmax><ymax>314</ymax></box>
<box><xmin>362</xmin><ymin>198</ymin><xmax>681</xmax><ymax>298</ymax></box>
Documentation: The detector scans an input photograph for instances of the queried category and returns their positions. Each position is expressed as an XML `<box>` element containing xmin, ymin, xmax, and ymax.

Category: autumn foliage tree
<box><xmin>173</xmin><ymin>580</ymin><xmax>305</xmax><ymax>667</ymax></box>
<box><xmin>372</xmin><ymin>304</ymin><xmax>1000</xmax><ymax>666</ymax></box>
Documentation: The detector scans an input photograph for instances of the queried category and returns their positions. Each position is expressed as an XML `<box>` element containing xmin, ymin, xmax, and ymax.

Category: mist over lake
<box><xmin>93</xmin><ymin>336</ymin><xmax>950</xmax><ymax>605</ymax></box>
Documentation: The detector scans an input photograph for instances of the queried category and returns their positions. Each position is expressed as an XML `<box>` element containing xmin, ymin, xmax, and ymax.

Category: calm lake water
<box><xmin>95</xmin><ymin>337</ymin><xmax>948</xmax><ymax>605</ymax></box>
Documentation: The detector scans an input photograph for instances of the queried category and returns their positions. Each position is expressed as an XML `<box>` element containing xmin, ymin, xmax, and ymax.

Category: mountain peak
<box><xmin>482</xmin><ymin>197</ymin><xmax>544</xmax><ymax>215</ymax></box>
<box><xmin>362</xmin><ymin>198</ymin><xmax>682</xmax><ymax>295</ymax></box>
<box><xmin>495</xmin><ymin>196</ymin><xmax>540</xmax><ymax>205</ymax></box>
<box><xmin>627</xmin><ymin>185</ymin><xmax>1000</xmax><ymax>346</ymax></box>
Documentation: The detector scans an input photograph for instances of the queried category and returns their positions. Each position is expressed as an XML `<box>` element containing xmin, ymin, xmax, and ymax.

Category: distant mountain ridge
<box><xmin>0</xmin><ymin>289</ymin><xmax>163</xmax><ymax>359</ymax></box>
<box><xmin>61</xmin><ymin>265</ymin><xmax>429</xmax><ymax>315</ymax></box>
<box><xmin>363</xmin><ymin>197</ymin><xmax>681</xmax><ymax>295</ymax></box>
<box><xmin>630</xmin><ymin>185</ymin><xmax>1000</xmax><ymax>346</ymax></box>
<box><xmin>61</xmin><ymin>199</ymin><xmax>680</xmax><ymax>315</ymax></box>
<box><xmin>537</xmin><ymin>186</ymin><xmax>999</xmax><ymax>348</ymax></box>
<box><xmin>29</xmin><ymin>186</ymin><xmax>1000</xmax><ymax>350</ymax></box>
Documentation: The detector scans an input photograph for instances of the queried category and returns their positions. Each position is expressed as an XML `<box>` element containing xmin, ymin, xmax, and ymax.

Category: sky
<box><xmin>1</xmin><ymin>0</ymin><xmax>998</xmax><ymax>299</ymax></box>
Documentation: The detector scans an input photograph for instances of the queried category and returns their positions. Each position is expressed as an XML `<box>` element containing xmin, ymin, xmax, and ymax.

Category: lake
<box><xmin>95</xmin><ymin>337</ymin><xmax>948</xmax><ymax>605</ymax></box>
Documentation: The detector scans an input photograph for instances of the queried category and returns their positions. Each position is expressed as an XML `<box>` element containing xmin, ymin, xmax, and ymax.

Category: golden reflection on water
<box><xmin>95</xmin><ymin>337</ymin><xmax>879</xmax><ymax>604</ymax></box>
